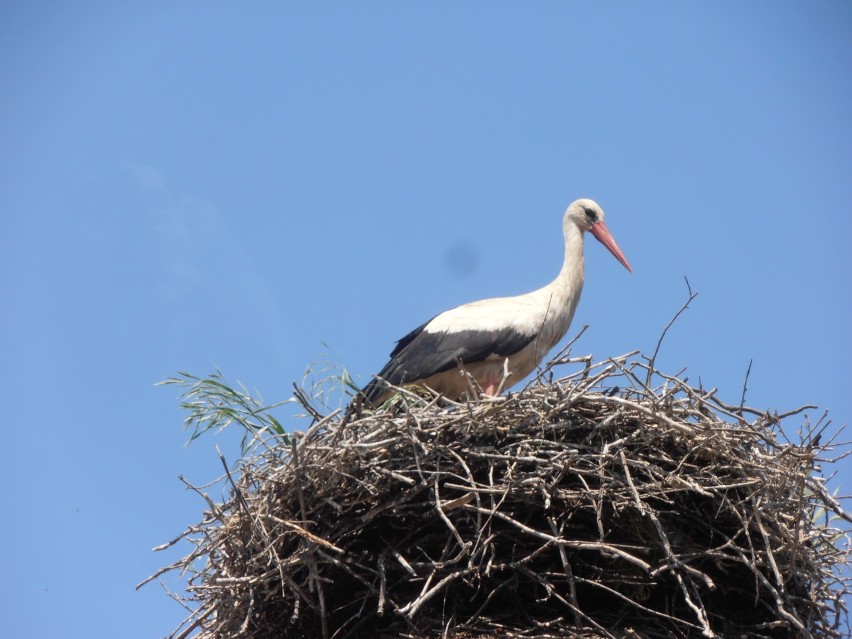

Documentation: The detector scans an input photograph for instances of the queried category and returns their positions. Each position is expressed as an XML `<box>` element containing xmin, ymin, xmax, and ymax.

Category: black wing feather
<box><xmin>361</xmin><ymin>321</ymin><xmax>534</xmax><ymax>405</ymax></box>
<box><xmin>388</xmin><ymin>316</ymin><xmax>436</xmax><ymax>359</ymax></box>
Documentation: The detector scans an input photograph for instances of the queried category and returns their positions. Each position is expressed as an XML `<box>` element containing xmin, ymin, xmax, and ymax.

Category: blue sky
<box><xmin>1</xmin><ymin>3</ymin><xmax>850</xmax><ymax>637</ymax></box>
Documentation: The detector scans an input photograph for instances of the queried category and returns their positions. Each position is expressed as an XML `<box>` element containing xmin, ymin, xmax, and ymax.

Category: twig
<box><xmin>645</xmin><ymin>276</ymin><xmax>698</xmax><ymax>389</ymax></box>
<box><xmin>739</xmin><ymin>358</ymin><xmax>753</xmax><ymax>415</ymax></box>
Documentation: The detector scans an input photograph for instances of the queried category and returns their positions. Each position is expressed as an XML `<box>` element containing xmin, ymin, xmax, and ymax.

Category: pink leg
<box><xmin>484</xmin><ymin>372</ymin><xmax>498</xmax><ymax>396</ymax></box>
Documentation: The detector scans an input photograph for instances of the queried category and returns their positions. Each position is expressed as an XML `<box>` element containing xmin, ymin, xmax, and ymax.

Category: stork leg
<box><xmin>483</xmin><ymin>370</ymin><xmax>499</xmax><ymax>397</ymax></box>
<box><xmin>482</xmin><ymin>359</ymin><xmax>513</xmax><ymax>397</ymax></box>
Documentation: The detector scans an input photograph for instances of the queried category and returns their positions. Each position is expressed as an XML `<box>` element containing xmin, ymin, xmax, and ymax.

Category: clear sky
<box><xmin>1</xmin><ymin>3</ymin><xmax>850</xmax><ymax>637</ymax></box>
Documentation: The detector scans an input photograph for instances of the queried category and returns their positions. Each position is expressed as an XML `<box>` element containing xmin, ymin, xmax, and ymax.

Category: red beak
<box><xmin>589</xmin><ymin>221</ymin><xmax>633</xmax><ymax>272</ymax></box>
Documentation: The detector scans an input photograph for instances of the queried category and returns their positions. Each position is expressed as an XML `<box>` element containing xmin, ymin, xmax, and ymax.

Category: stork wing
<box><xmin>360</xmin><ymin>321</ymin><xmax>534</xmax><ymax>404</ymax></box>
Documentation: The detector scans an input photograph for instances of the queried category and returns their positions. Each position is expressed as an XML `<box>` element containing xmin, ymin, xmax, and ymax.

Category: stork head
<box><xmin>565</xmin><ymin>198</ymin><xmax>633</xmax><ymax>272</ymax></box>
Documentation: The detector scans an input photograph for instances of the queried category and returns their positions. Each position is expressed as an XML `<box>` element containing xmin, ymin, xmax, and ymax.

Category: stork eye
<box><xmin>584</xmin><ymin>208</ymin><xmax>597</xmax><ymax>223</ymax></box>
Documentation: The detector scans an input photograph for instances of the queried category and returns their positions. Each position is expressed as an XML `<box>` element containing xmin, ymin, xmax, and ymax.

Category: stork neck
<box><xmin>527</xmin><ymin>219</ymin><xmax>586</xmax><ymax>355</ymax></box>
<box><xmin>556</xmin><ymin>221</ymin><xmax>585</xmax><ymax>287</ymax></box>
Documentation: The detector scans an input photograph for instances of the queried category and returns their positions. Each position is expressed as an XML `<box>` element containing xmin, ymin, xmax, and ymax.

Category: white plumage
<box><xmin>360</xmin><ymin>198</ymin><xmax>632</xmax><ymax>407</ymax></box>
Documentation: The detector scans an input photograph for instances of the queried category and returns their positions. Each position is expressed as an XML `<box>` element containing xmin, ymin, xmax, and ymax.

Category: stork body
<box><xmin>360</xmin><ymin>199</ymin><xmax>632</xmax><ymax>407</ymax></box>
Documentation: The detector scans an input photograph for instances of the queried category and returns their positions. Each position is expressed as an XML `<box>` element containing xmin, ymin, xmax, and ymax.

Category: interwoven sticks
<box><xmin>145</xmin><ymin>355</ymin><xmax>850</xmax><ymax>639</ymax></box>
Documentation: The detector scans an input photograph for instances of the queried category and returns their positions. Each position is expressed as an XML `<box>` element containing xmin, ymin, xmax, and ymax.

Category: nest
<box><xmin>145</xmin><ymin>353</ymin><xmax>850</xmax><ymax>639</ymax></box>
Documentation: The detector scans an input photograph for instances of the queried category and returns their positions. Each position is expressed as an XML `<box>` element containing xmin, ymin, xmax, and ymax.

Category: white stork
<box><xmin>359</xmin><ymin>198</ymin><xmax>632</xmax><ymax>407</ymax></box>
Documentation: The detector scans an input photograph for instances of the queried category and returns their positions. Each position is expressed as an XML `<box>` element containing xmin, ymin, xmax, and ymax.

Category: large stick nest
<box><xmin>148</xmin><ymin>354</ymin><xmax>850</xmax><ymax>639</ymax></box>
